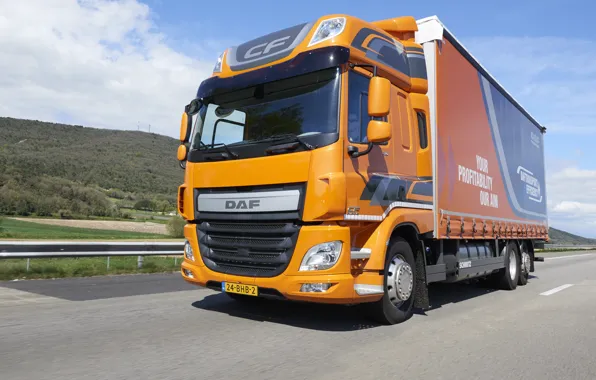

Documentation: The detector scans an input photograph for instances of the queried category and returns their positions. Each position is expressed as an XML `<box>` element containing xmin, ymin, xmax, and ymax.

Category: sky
<box><xmin>0</xmin><ymin>0</ymin><xmax>595</xmax><ymax>237</ymax></box>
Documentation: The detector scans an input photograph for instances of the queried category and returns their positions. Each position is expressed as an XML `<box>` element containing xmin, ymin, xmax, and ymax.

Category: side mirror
<box><xmin>177</xmin><ymin>144</ymin><xmax>188</xmax><ymax>169</ymax></box>
<box><xmin>368</xmin><ymin>77</ymin><xmax>390</xmax><ymax>117</ymax></box>
<box><xmin>177</xmin><ymin>144</ymin><xmax>188</xmax><ymax>161</ymax></box>
<box><xmin>367</xmin><ymin>120</ymin><xmax>391</xmax><ymax>144</ymax></box>
<box><xmin>179</xmin><ymin>112</ymin><xmax>192</xmax><ymax>143</ymax></box>
<box><xmin>180</xmin><ymin>99</ymin><xmax>201</xmax><ymax>143</ymax></box>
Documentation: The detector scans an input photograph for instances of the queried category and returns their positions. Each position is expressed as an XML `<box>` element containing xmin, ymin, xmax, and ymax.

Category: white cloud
<box><xmin>0</xmin><ymin>0</ymin><xmax>216</xmax><ymax>137</ymax></box>
<box><xmin>547</xmin><ymin>167</ymin><xmax>596</xmax><ymax>238</ymax></box>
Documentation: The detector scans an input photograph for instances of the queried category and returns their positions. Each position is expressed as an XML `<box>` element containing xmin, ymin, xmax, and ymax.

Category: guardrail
<box><xmin>542</xmin><ymin>244</ymin><xmax>596</xmax><ymax>250</ymax></box>
<box><xmin>0</xmin><ymin>241</ymin><xmax>185</xmax><ymax>270</ymax></box>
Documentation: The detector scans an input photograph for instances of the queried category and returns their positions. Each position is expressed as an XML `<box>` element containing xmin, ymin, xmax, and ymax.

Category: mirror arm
<box><xmin>348</xmin><ymin>63</ymin><xmax>377</xmax><ymax>76</ymax></box>
<box><xmin>347</xmin><ymin>142</ymin><xmax>374</xmax><ymax>158</ymax></box>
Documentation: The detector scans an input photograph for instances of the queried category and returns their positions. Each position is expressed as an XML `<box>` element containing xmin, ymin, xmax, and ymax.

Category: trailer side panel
<box><xmin>434</xmin><ymin>36</ymin><xmax>548</xmax><ymax>238</ymax></box>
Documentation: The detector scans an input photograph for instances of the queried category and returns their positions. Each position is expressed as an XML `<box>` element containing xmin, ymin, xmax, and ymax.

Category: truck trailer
<box><xmin>176</xmin><ymin>15</ymin><xmax>548</xmax><ymax>325</ymax></box>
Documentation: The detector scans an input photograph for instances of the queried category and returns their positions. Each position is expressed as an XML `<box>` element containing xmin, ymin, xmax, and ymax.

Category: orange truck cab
<box><xmin>177</xmin><ymin>15</ymin><xmax>549</xmax><ymax>325</ymax></box>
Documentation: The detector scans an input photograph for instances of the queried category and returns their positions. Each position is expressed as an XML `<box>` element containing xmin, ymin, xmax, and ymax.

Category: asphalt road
<box><xmin>1</xmin><ymin>252</ymin><xmax>595</xmax><ymax>380</ymax></box>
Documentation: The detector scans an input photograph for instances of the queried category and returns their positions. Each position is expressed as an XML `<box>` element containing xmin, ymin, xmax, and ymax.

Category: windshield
<box><xmin>189</xmin><ymin>68</ymin><xmax>340</xmax><ymax>154</ymax></box>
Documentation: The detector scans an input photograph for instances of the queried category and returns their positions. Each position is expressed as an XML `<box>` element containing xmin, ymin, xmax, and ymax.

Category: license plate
<box><xmin>222</xmin><ymin>282</ymin><xmax>258</xmax><ymax>296</ymax></box>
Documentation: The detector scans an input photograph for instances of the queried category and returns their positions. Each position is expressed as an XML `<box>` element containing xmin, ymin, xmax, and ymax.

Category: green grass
<box><xmin>0</xmin><ymin>256</ymin><xmax>182</xmax><ymax>281</ymax></box>
<box><xmin>537</xmin><ymin>249</ymin><xmax>595</xmax><ymax>257</ymax></box>
<box><xmin>537</xmin><ymin>248</ymin><xmax>595</xmax><ymax>253</ymax></box>
<box><xmin>0</xmin><ymin>218</ymin><xmax>169</xmax><ymax>240</ymax></box>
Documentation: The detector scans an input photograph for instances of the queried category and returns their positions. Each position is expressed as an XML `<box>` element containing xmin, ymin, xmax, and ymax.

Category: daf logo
<box><xmin>244</xmin><ymin>36</ymin><xmax>291</xmax><ymax>59</ymax></box>
<box><xmin>225</xmin><ymin>199</ymin><xmax>261</xmax><ymax>210</ymax></box>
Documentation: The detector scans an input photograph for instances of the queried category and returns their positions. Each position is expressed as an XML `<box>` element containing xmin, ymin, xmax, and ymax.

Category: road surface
<box><xmin>1</xmin><ymin>252</ymin><xmax>595</xmax><ymax>380</ymax></box>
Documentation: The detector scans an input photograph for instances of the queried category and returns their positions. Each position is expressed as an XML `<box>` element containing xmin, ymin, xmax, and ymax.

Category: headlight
<box><xmin>308</xmin><ymin>17</ymin><xmax>346</xmax><ymax>47</ymax></box>
<box><xmin>299</xmin><ymin>241</ymin><xmax>343</xmax><ymax>271</ymax></box>
<box><xmin>184</xmin><ymin>241</ymin><xmax>194</xmax><ymax>261</ymax></box>
<box><xmin>213</xmin><ymin>50</ymin><xmax>225</xmax><ymax>73</ymax></box>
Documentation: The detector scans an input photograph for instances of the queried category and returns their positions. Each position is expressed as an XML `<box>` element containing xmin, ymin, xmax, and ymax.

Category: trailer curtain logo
<box><xmin>517</xmin><ymin>166</ymin><xmax>543</xmax><ymax>203</ymax></box>
<box><xmin>530</xmin><ymin>132</ymin><xmax>540</xmax><ymax>149</ymax></box>
<box><xmin>457</xmin><ymin>155</ymin><xmax>499</xmax><ymax>209</ymax></box>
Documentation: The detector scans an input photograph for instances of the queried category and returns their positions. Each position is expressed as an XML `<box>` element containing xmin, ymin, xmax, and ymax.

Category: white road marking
<box><xmin>545</xmin><ymin>253</ymin><xmax>595</xmax><ymax>260</ymax></box>
<box><xmin>540</xmin><ymin>284</ymin><xmax>574</xmax><ymax>296</ymax></box>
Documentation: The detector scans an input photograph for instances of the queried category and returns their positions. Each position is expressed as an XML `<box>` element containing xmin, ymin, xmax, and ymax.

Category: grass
<box><xmin>537</xmin><ymin>249</ymin><xmax>595</xmax><ymax>258</ymax></box>
<box><xmin>0</xmin><ymin>256</ymin><xmax>182</xmax><ymax>281</ymax></box>
<box><xmin>0</xmin><ymin>218</ymin><xmax>169</xmax><ymax>240</ymax></box>
<box><xmin>537</xmin><ymin>248</ymin><xmax>595</xmax><ymax>253</ymax></box>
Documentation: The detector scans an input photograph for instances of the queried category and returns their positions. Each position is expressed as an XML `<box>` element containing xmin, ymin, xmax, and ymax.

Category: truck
<box><xmin>176</xmin><ymin>14</ymin><xmax>548</xmax><ymax>325</ymax></box>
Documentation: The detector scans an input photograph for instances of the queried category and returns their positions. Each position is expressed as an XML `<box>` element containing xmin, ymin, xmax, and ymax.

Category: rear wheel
<box><xmin>366</xmin><ymin>238</ymin><xmax>416</xmax><ymax>325</ymax></box>
<box><xmin>494</xmin><ymin>241</ymin><xmax>520</xmax><ymax>290</ymax></box>
<box><xmin>518</xmin><ymin>243</ymin><xmax>531</xmax><ymax>286</ymax></box>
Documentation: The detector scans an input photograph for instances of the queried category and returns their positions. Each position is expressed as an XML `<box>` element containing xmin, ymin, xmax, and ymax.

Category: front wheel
<box><xmin>366</xmin><ymin>238</ymin><xmax>416</xmax><ymax>325</ymax></box>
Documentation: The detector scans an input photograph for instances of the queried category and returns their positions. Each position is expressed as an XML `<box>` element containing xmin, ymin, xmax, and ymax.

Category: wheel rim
<box><xmin>386</xmin><ymin>255</ymin><xmax>413</xmax><ymax>307</ymax></box>
<box><xmin>521</xmin><ymin>250</ymin><xmax>531</xmax><ymax>275</ymax></box>
<box><xmin>509</xmin><ymin>249</ymin><xmax>518</xmax><ymax>281</ymax></box>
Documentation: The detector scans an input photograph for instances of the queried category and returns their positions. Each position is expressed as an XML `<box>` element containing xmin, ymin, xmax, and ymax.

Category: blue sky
<box><xmin>1</xmin><ymin>0</ymin><xmax>594</xmax><ymax>237</ymax></box>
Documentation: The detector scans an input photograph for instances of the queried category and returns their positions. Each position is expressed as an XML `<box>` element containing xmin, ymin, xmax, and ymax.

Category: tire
<box><xmin>518</xmin><ymin>242</ymin><xmax>531</xmax><ymax>286</ymax></box>
<box><xmin>366</xmin><ymin>238</ymin><xmax>416</xmax><ymax>325</ymax></box>
<box><xmin>494</xmin><ymin>241</ymin><xmax>520</xmax><ymax>290</ymax></box>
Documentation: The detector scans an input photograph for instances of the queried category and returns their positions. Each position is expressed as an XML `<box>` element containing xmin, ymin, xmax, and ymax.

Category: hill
<box><xmin>0</xmin><ymin>117</ymin><xmax>183</xmax><ymax>218</ymax></box>
<box><xmin>548</xmin><ymin>227</ymin><xmax>596</xmax><ymax>246</ymax></box>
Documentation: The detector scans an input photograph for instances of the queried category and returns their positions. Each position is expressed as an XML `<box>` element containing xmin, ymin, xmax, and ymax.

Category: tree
<box><xmin>134</xmin><ymin>199</ymin><xmax>156</xmax><ymax>211</ymax></box>
<box><xmin>166</xmin><ymin>215</ymin><xmax>185</xmax><ymax>238</ymax></box>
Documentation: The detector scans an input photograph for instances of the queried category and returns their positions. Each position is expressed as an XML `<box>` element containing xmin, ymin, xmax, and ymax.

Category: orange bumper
<box><xmin>180</xmin><ymin>223</ymin><xmax>383</xmax><ymax>304</ymax></box>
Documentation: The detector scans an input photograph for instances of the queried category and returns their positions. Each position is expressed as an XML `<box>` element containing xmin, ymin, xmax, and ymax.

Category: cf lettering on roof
<box><xmin>227</xmin><ymin>22</ymin><xmax>313</xmax><ymax>71</ymax></box>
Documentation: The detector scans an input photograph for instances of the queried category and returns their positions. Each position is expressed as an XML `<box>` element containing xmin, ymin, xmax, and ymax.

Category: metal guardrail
<box><xmin>541</xmin><ymin>244</ymin><xmax>596</xmax><ymax>250</ymax></box>
<box><xmin>0</xmin><ymin>241</ymin><xmax>185</xmax><ymax>270</ymax></box>
<box><xmin>0</xmin><ymin>241</ymin><xmax>184</xmax><ymax>258</ymax></box>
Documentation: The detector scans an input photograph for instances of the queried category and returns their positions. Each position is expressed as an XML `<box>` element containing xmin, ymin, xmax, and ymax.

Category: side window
<box><xmin>417</xmin><ymin>111</ymin><xmax>428</xmax><ymax>149</ymax></box>
<box><xmin>347</xmin><ymin>71</ymin><xmax>370</xmax><ymax>143</ymax></box>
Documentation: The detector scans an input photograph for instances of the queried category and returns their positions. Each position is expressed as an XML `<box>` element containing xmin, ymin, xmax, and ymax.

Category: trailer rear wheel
<box><xmin>494</xmin><ymin>241</ymin><xmax>520</xmax><ymax>290</ymax></box>
<box><xmin>518</xmin><ymin>243</ymin><xmax>530</xmax><ymax>286</ymax></box>
<box><xmin>366</xmin><ymin>238</ymin><xmax>416</xmax><ymax>325</ymax></box>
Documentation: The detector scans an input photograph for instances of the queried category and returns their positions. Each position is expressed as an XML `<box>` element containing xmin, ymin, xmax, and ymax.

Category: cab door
<box><xmin>343</xmin><ymin>68</ymin><xmax>395</xmax><ymax>219</ymax></box>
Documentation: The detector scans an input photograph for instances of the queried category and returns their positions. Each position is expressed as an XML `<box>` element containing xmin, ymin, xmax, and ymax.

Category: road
<box><xmin>1</xmin><ymin>252</ymin><xmax>595</xmax><ymax>380</ymax></box>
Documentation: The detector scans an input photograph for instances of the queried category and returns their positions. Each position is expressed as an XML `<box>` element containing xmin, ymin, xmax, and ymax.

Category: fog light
<box><xmin>184</xmin><ymin>241</ymin><xmax>194</xmax><ymax>261</ymax></box>
<box><xmin>300</xmin><ymin>283</ymin><xmax>332</xmax><ymax>293</ymax></box>
<box><xmin>182</xmin><ymin>268</ymin><xmax>194</xmax><ymax>278</ymax></box>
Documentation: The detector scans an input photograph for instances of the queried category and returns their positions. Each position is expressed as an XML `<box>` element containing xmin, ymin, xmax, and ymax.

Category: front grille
<box><xmin>197</xmin><ymin>221</ymin><xmax>300</xmax><ymax>278</ymax></box>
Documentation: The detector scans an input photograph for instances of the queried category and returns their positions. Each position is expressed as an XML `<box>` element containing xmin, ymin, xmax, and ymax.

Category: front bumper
<box><xmin>180</xmin><ymin>223</ymin><xmax>384</xmax><ymax>304</ymax></box>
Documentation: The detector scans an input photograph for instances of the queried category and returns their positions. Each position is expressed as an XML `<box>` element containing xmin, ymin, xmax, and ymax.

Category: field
<box><xmin>0</xmin><ymin>218</ymin><xmax>169</xmax><ymax>240</ymax></box>
<box><xmin>8</xmin><ymin>217</ymin><xmax>168</xmax><ymax>235</ymax></box>
<box><xmin>0</xmin><ymin>256</ymin><xmax>181</xmax><ymax>281</ymax></box>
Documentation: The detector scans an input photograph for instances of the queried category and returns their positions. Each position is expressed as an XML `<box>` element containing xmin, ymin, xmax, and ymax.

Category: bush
<box><xmin>59</xmin><ymin>209</ymin><xmax>73</xmax><ymax>219</ymax></box>
<box><xmin>166</xmin><ymin>215</ymin><xmax>185</xmax><ymax>238</ymax></box>
<box><xmin>134</xmin><ymin>199</ymin><xmax>156</xmax><ymax>211</ymax></box>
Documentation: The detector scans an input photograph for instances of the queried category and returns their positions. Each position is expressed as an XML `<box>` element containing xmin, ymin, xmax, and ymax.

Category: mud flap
<box><xmin>414</xmin><ymin>249</ymin><xmax>430</xmax><ymax>310</ymax></box>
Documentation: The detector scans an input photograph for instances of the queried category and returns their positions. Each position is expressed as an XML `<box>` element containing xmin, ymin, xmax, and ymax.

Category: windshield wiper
<box><xmin>196</xmin><ymin>142</ymin><xmax>239</xmax><ymax>159</ymax></box>
<box><xmin>264</xmin><ymin>133</ymin><xmax>315</xmax><ymax>150</ymax></box>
